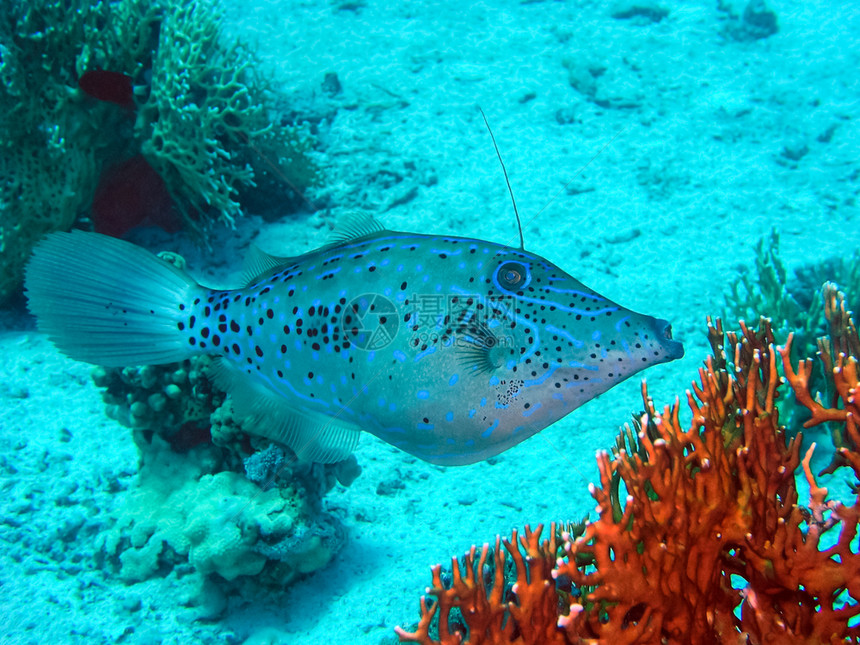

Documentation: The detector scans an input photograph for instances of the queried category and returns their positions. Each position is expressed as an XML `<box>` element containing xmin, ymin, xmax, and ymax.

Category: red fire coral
<box><xmin>397</xmin><ymin>294</ymin><xmax>860</xmax><ymax>644</ymax></box>
<box><xmin>396</xmin><ymin>527</ymin><xmax>563</xmax><ymax>645</ymax></box>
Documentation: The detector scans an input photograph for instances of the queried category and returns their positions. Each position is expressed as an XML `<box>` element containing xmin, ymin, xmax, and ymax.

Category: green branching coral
<box><xmin>0</xmin><ymin>0</ymin><xmax>319</xmax><ymax>302</ymax></box>
<box><xmin>137</xmin><ymin>0</ymin><xmax>320</xmax><ymax>235</ymax></box>
<box><xmin>724</xmin><ymin>228</ymin><xmax>860</xmax><ymax>357</ymax></box>
<box><xmin>724</xmin><ymin>230</ymin><xmax>860</xmax><ymax>446</ymax></box>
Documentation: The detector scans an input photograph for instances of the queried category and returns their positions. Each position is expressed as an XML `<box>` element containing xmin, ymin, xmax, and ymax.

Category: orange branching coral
<box><xmin>785</xmin><ymin>282</ymin><xmax>860</xmax><ymax>473</ymax></box>
<box><xmin>395</xmin><ymin>526</ymin><xmax>564</xmax><ymax>645</ymax></box>
<box><xmin>397</xmin><ymin>312</ymin><xmax>860</xmax><ymax>645</ymax></box>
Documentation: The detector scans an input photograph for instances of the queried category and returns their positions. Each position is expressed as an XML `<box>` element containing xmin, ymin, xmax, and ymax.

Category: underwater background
<box><xmin>1</xmin><ymin>0</ymin><xmax>859</xmax><ymax>643</ymax></box>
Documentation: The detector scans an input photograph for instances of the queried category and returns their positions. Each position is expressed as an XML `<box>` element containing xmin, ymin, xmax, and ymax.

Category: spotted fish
<box><xmin>25</xmin><ymin>215</ymin><xmax>683</xmax><ymax>465</ymax></box>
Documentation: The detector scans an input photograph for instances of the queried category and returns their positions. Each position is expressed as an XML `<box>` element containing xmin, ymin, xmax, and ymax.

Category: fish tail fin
<box><xmin>25</xmin><ymin>230</ymin><xmax>206</xmax><ymax>367</ymax></box>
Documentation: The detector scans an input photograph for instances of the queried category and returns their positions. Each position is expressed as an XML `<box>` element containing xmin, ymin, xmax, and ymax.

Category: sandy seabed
<box><xmin>1</xmin><ymin>1</ymin><xmax>858</xmax><ymax>643</ymax></box>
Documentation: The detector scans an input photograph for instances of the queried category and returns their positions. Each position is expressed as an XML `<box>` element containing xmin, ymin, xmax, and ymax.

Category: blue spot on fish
<box><xmin>481</xmin><ymin>419</ymin><xmax>499</xmax><ymax>438</ymax></box>
<box><xmin>522</xmin><ymin>402</ymin><xmax>542</xmax><ymax>417</ymax></box>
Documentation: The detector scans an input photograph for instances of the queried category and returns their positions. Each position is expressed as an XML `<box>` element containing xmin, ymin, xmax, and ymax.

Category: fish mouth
<box><xmin>656</xmin><ymin>318</ymin><xmax>685</xmax><ymax>360</ymax></box>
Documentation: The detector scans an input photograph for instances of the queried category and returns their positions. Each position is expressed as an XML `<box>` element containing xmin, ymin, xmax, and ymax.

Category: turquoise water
<box><xmin>1</xmin><ymin>1</ymin><xmax>858</xmax><ymax>643</ymax></box>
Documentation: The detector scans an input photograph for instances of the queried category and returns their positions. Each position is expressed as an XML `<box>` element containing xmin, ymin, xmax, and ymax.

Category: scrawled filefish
<box><xmin>25</xmin><ymin>215</ymin><xmax>683</xmax><ymax>465</ymax></box>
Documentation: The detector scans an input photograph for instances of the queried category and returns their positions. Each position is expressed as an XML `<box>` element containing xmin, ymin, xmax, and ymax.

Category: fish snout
<box><xmin>654</xmin><ymin>317</ymin><xmax>684</xmax><ymax>360</ymax></box>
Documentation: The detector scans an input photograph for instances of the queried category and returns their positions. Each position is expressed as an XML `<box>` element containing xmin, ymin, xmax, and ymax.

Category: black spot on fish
<box><xmin>230</xmin><ymin>320</ymin><xmax>240</xmax><ymax>333</ymax></box>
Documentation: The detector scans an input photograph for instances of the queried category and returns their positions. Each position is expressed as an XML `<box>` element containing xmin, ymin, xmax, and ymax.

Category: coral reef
<box><xmin>0</xmin><ymin>0</ymin><xmax>151</xmax><ymax>303</ymax></box>
<box><xmin>0</xmin><ymin>0</ymin><xmax>318</xmax><ymax>302</ymax></box>
<box><xmin>397</xmin><ymin>296</ymin><xmax>860</xmax><ymax>643</ymax></box>
<box><xmin>92</xmin><ymin>355</ymin><xmax>223</xmax><ymax>440</ymax></box>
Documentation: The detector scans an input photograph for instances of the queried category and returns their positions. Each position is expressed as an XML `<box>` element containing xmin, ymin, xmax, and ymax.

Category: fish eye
<box><xmin>494</xmin><ymin>261</ymin><xmax>530</xmax><ymax>291</ymax></box>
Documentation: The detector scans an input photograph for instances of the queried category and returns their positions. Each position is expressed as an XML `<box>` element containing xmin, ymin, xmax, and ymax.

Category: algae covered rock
<box><xmin>92</xmin><ymin>337</ymin><xmax>356</xmax><ymax>604</ymax></box>
<box><xmin>105</xmin><ymin>445</ymin><xmax>342</xmax><ymax>585</ymax></box>
<box><xmin>99</xmin><ymin>429</ymin><xmax>348</xmax><ymax>601</ymax></box>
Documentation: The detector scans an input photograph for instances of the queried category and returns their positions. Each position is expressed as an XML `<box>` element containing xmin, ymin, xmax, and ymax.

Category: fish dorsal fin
<box><xmin>327</xmin><ymin>212</ymin><xmax>387</xmax><ymax>245</ymax></box>
<box><xmin>211</xmin><ymin>359</ymin><xmax>361</xmax><ymax>463</ymax></box>
<box><xmin>240</xmin><ymin>245</ymin><xmax>295</xmax><ymax>286</ymax></box>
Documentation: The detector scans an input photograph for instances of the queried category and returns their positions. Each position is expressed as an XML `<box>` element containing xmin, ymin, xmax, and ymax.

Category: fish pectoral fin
<box><xmin>211</xmin><ymin>359</ymin><xmax>361</xmax><ymax>464</ymax></box>
<box><xmin>454</xmin><ymin>321</ymin><xmax>505</xmax><ymax>375</ymax></box>
<box><xmin>240</xmin><ymin>245</ymin><xmax>297</xmax><ymax>286</ymax></box>
<box><xmin>325</xmin><ymin>211</ymin><xmax>388</xmax><ymax>245</ymax></box>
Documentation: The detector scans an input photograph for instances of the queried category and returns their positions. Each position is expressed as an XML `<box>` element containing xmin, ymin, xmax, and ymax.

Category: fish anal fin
<box><xmin>211</xmin><ymin>359</ymin><xmax>360</xmax><ymax>463</ymax></box>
